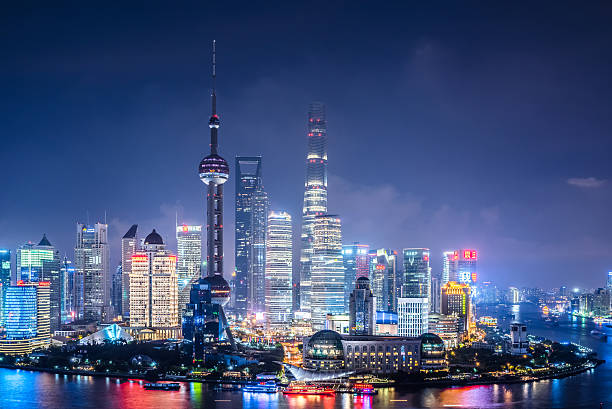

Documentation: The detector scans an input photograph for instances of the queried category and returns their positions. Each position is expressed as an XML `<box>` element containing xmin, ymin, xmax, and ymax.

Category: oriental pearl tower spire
<box><xmin>198</xmin><ymin>41</ymin><xmax>232</xmax><ymax>309</ymax></box>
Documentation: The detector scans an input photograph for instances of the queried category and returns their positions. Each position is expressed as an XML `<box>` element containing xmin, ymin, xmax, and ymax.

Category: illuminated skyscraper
<box><xmin>111</xmin><ymin>265</ymin><xmax>122</xmax><ymax>318</ymax></box>
<box><xmin>397</xmin><ymin>297</ymin><xmax>428</xmax><ymax>337</ymax></box>
<box><xmin>311</xmin><ymin>215</ymin><xmax>344</xmax><ymax>330</ymax></box>
<box><xmin>129</xmin><ymin>230</ymin><xmax>179</xmax><ymax>332</ymax></box>
<box><xmin>61</xmin><ymin>257</ymin><xmax>76</xmax><ymax>322</ymax></box>
<box><xmin>342</xmin><ymin>243</ymin><xmax>370</xmax><ymax>311</ymax></box>
<box><xmin>0</xmin><ymin>250</ymin><xmax>10</xmax><ymax>327</ymax></box>
<box><xmin>249</xmin><ymin>186</ymin><xmax>269</xmax><ymax>315</ymax></box>
<box><xmin>265</xmin><ymin>211</ymin><xmax>293</xmax><ymax>328</ymax></box>
<box><xmin>299</xmin><ymin>102</ymin><xmax>328</xmax><ymax>312</ymax></box>
<box><xmin>442</xmin><ymin>251</ymin><xmax>455</xmax><ymax>285</ymax></box>
<box><xmin>456</xmin><ymin>249</ymin><xmax>478</xmax><ymax>284</ymax></box>
<box><xmin>176</xmin><ymin>224</ymin><xmax>202</xmax><ymax>311</ymax></box>
<box><xmin>402</xmin><ymin>248</ymin><xmax>431</xmax><ymax>298</ymax></box>
<box><xmin>75</xmin><ymin>223</ymin><xmax>110</xmax><ymax>321</ymax></box>
<box><xmin>121</xmin><ymin>224</ymin><xmax>138</xmax><ymax>319</ymax></box>
<box><xmin>370</xmin><ymin>248</ymin><xmax>398</xmax><ymax>313</ymax></box>
<box><xmin>234</xmin><ymin>156</ymin><xmax>265</xmax><ymax>319</ymax></box>
<box><xmin>16</xmin><ymin>235</ymin><xmax>61</xmax><ymax>331</ymax></box>
<box><xmin>0</xmin><ymin>281</ymin><xmax>50</xmax><ymax>355</ymax></box>
<box><xmin>349</xmin><ymin>276</ymin><xmax>375</xmax><ymax>335</ymax></box>
<box><xmin>441</xmin><ymin>281</ymin><xmax>471</xmax><ymax>335</ymax></box>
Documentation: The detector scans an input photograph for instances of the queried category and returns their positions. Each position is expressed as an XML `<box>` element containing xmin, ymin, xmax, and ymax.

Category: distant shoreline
<box><xmin>0</xmin><ymin>359</ymin><xmax>603</xmax><ymax>389</ymax></box>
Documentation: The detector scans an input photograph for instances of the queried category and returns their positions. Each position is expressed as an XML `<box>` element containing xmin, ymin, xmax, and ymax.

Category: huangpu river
<box><xmin>1</xmin><ymin>303</ymin><xmax>611</xmax><ymax>408</ymax></box>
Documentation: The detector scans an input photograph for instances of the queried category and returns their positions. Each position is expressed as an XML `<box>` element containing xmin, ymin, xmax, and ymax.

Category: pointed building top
<box><xmin>38</xmin><ymin>234</ymin><xmax>52</xmax><ymax>247</ymax></box>
<box><xmin>122</xmin><ymin>224</ymin><xmax>138</xmax><ymax>239</ymax></box>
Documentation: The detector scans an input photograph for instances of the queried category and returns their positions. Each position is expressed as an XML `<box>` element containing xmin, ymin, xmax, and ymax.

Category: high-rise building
<box><xmin>111</xmin><ymin>265</ymin><xmax>122</xmax><ymax>318</ymax></box>
<box><xmin>16</xmin><ymin>235</ymin><xmax>61</xmax><ymax>331</ymax></box>
<box><xmin>370</xmin><ymin>249</ymin><xmax>398</xmax><ymax>313</ymax></box>
<box><xmin>397</xmin><ymin>297</ymin><xmax>429</xmax><ymax>337</ymax></box>
<box><xmin>402</xmin><ymin>248</ymin><xmax>431</xmax><ymax>298</ymax></box>
<box><xmin>61</xmin><ymin>257</ymin><xmax>76</xmax><ymax>323</ymax></box>
<box><xmin>441</xmin><ymin>281</ymin><xmax>471</xmax><ymax>336</ymax></box>
<box><xmin>234</xmin><ymin>156</ymin><xmax>264</xmax><ymax>319</ymax></box>
<box><xmin>121</xmin><ymin>224</ymin><xmax>138</xmax><ymax>319</ymax></box>
<box><xmin>129</xmin><ymin>230</ymin><xmax>179</xmax><ymax>332</ymax></box>
<box><xmin>428</xmin><ymin>313</ymin><xmax>460</xmax><ymax>349</ymax></box>
<box><xmin>456</xmin><ymin>249</ymin><xmax>478</xmax><ymax>284</ymax></box>
<box><xmin>299</xmin><ymin>102</ymin><xmax>328</xmax><ymax>313</ymax></box>
<box><xmin>430</xmin><ymin>276</ymin><xmax>441</xmax><ymax>314</ymax></box>
<box><xmin>176</xmin><ymin>224</ymin><xmax>202</xmax><ymax>312</ymax></box>
<box><xmin>75</xmin><ymin>223</ymin><xmax>110</xmax><ymax>321</ymax></box>
<box><xmin>311</xmin><ymin>215</ymin><xmax>345</xmax><ymax>330</ymax></box>
<box><xmin>607</xmin><ymin>272</ymin><xmax>612</xmax><ymax>289</ymax></box>
<box><xmin>0</xmin><ymin>281</ymin><xmax>50</xmax><ymax>355</ymax></box>
<box><xmin>442</xmin><ymin>251</ymin><xmax>456</xmax><ymax>285</ymax></box>
<box><xmin>183</xmin><ymin>41</ymin><xmax>236</xmax><ymax>359</ymax></box>
<box><xmin>349</xmin><ymin>276</ymin><xmax>375</xmax><ymax>335</ymax></box>
<box><xmin>265</xmin><ymin>211</ymin><xmax>293</xmax><ymax>329</ymax></box>
<box><xmin>342</xmin><ymin>243</ymin><xmax>370</xmax><ymax>311</ymax></box>
<box><xmin>0</xmin><ymin>250</ymin><xmax>10</xmax><ymax>327</ymax></box>
<box><xmin>249</xmin><ymin>186</ymin><xmax>269</xmax><ymax>315</ymax></box>
<box><xmin>510</xmin><ymin>323</ymin><xmax>528</xmax><ymax>355</ymax></box>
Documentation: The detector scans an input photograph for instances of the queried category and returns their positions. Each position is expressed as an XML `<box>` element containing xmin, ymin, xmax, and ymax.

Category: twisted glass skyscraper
<box><xmin>299</xmin><ymin>102</ymin><xmax>327</xmax><ymax>312</ymax></box>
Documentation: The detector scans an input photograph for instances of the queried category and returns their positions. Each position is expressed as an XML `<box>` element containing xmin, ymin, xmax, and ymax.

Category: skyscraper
<box><xmin>129</xmin><ymin>230</ymin><xmax>179</xmax><ymax>332</ymax></box>
<box><xmin>0</xmin><ymin>250</ymin><xmax>10</xmax><ymax>327</ymax></box>
<box><xmin>299</xmin><ymin>102</ymin><xmax>328</xmax><ymax>313</ymax></box>
<box><xmin>311</xmin><ymin>214</ymin><xmax>344</xmax><ymax>330</ymax></box>
<box><xmin>442</xmin><ymin>251</ymin><xmax>456</xmax><ymax>285</ymax></box>
<box><xmin>111</xmin><ymin>265</ymin><xmax>122</xmax><ymax>317</ymax></box>
<box><xmin>75</xmin><ymin>223</ymin><xmax>110</xmax><ymax>321</ymax></box>
<box><xmin>398</xmin><ymin>248</ymin><xmax>431</xmax><ymax>338</ymax></box>
<box><xmin>61</xmin><ymin>257</ymin><xmax>76</xmax><ymax>322</ymax></box>
<box><xmin>342</xmin><ymin>243</ymin><xmax>370</xmax><ymax>311</ymax></box>
<box><xmin>121</xmin><ymin>224</ymin><xmax>138</xmax><ymax>319</ymax></box>
<box><xmin>0</xmin><ymin>281</ymin><xmax>50</xmax><ymax>355</ymax></box>
<box><xmin>176</xmin><ymin>224</ymin><xmax>202</xmax><ymax>311</ymax></box>
<box><xmin>441</xmin><ymin>281</ymin><xmax>471</xmax><ymax>336</ymax></box>
<box><xmin>370</xmin><ymin>248</ymin><xmax>398</xmax><ymax>313</ymax></box>
<box><xmin>234</xmin><ymin>156</ymin><xmax>264</xmax><ymax>319</ymax></box>
<box><xmin>397</xmin><ymin>297</ymin><xmax>428</xmax><ymax>337</ymax></box>
<box><xmin>16</xmin><ymin>235</ymin><xmax>61</xmax><ymax>331</ymax></box>
<box><xmin>265</xmin><ymin>211</ymin><xmax>293</xmax><ymax>329</ymax></box>
<box><xmin>349</xmin><ymin>276</ymin><xmax>375</xmax><ymax>335</ymax></box>
<box><xmin>456</xmin><ymin>249</ymin><xmax>478</xmax><ymax>284</ymax></box>
<box><xmin>249</xmin><ymin>186</ymin><xmax>269</xmax><ymax>315</ymax></box>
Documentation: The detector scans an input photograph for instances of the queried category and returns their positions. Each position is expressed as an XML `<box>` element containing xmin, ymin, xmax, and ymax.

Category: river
<box><xmin>1</xmin><ymin>303</ymin><xmax>610</xmax><ymax>408</ymax></box>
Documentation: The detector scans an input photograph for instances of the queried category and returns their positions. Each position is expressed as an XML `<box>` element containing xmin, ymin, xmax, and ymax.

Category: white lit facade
<box><xmin>176</xmin><ymin>224</ymin><xmax>202</xmax><ymax>311</ymax></box>
<box><xmin>265</xmin><ymin>211</ymin><xmax>293</xmax><ymax>328</ymax></box>
<box><xmin>397</xmin><ymin>297</ymin><xmax>429</xmax><ymax>337</ymax></box>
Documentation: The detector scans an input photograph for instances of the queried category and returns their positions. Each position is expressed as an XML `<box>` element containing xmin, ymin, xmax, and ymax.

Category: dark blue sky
<box><xmin>1</xmin><ymin>2</ymin><xmax>611</xmax><ymax>288</ymax></box>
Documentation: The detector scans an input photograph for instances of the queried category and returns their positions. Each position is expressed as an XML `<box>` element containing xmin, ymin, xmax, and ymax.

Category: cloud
<box><xmin>567</xmin><ymin>177</ymin><xmax>606</xmax><ymax>188</ymax></box>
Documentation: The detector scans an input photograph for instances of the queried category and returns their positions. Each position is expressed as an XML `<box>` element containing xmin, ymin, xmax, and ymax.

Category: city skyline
<box><xmin>2</xmin><ymin>3</ymin><xmax>612</xmax><ymax>288</ymax></box>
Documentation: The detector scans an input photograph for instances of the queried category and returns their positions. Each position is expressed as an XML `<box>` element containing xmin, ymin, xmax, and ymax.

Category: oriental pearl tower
<box><xmin>197</xmin><ymin>41</ymin><xmax>234</xmax><ymax>348</ymax></box>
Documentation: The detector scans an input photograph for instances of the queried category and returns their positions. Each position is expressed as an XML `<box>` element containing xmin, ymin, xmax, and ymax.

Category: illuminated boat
<box><xmin>282</xmin><ymin>382</ymin><xmax>335</xmax><ymax>396</ymax></box>
<box><xmin>143</xmin><ymin>382</ymin><xmax>181</xmax><ymax>391</ymax></box>
<box><xmin>352</xmin><ymin>383</ymin><xmax>378</xmax><ymax>395</ymax></box>
<box><xmin>243</xmin><ymin>381</ymin><xmax>279</xmax><ymax>393</ymax></box>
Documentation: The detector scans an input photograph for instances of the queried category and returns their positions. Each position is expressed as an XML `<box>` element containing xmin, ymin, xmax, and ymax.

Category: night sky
<box><xmin>1</xmin><ymin>2</ymin><xmax>611</xmax><ymax>288</ymax></box>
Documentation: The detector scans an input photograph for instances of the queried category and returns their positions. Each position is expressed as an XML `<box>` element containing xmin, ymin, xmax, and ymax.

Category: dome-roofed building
<box><xmin>144</xmin><ymin>229</ymin><xmax>164</xmax><ymax>246</ymax></box>
<box><xmin>303</xmin><ymin>330</ymin><xmax>346</xmax><ymax>372</ymax></box>
<box><xmin>420</xmin><ymin>333</ymin><xmax>447</xmax><ymax>372</ymax></box>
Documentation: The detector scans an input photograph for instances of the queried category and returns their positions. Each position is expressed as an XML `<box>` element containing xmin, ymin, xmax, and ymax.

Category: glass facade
<box><xmin>5</xmin><ymin>285</ymin><xmax>37</xmax><ymax>339</ymax></box>
<box><xmin>75</xmin><ymin>223</ymin><xmax>110</xmax><ymax>321</ymax></box>
<box><xmin>311</xmin><ymin>215</ymin><xmax>345</xmax><ymax>330</ymax></box>
<box><xmin>0</xmin><ymin>250</ymin><xmax>10</xmax><ymax>327</ymax></box>
<box><xmin>300</xmin><ymin>102</ymin><xmax>328</xmax><ymax>313</ymax></box>
<box><xmin>249</xmin><ymin>186</ymin><xmax>269</xmax><ymax>314</ymax></box>
<box><xmin>370</xmin><ymin>248</ymin><xmax>398</xmax><ymax>313</ymax></box>
<box><xmin>265</xmin><ymin>211</ymin><xmax>293</xmax><ymax>328</ymax></box>
<box><xmin>402</xmin><ymin>248</ymin><xmax>431</xmax><ymax>299</ymax></box>
<box><xmin>342</xmin><ymin>243</ymin><xmax>369</xmax><ymax>311</ymax></box>
<box><xmin>176</xmin><ymin>225</ymin><xmax>202</xmax><ymax>312</ymax></box>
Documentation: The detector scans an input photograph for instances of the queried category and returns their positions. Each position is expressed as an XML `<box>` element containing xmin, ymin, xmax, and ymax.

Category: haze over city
<box><xmin>2</xmin><ymin>2</ymin><xmax>611</xmax><ymax>288</ymax></box>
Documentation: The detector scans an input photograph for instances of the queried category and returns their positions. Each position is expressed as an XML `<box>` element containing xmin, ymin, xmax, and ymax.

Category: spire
<box><xmin>38</xmin><ymin>234</ymin><xmax>52</xmax><ymax>247</ymax></box>
<box><xmin>208</xmin><ymin>39</ymin><xmax>220</xmax><ymax>154</ymax></box>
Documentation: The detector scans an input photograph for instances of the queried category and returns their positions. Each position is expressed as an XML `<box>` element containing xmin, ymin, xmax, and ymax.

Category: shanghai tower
<box><xmin>299</xmin><ymin>102</ymin><xmax>328</xmax><ymax>313</ymax></box>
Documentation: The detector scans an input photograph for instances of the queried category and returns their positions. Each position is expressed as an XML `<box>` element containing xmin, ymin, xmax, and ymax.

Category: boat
<box><xmin>282</xmin><ymin>382</ymin><xmax>335</xmax><ymax>396</ymax></box>
<box><xmin>143</xmin><ymin>382</ymin><xmax>181</xmax><ymax>391</ymax></box>
<box><xmin>352</xmin><ymin>383</ymin><xmax>378</xmax><ymax>395</ymax></box>
<box><xmin>243</xmin><ymin>381</ymin><xmax>279</xmax><ymax>393</ymax></box>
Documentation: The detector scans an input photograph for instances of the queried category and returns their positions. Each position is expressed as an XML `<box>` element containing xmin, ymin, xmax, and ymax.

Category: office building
<box><xmin>265</xmin><ymin>211</ymin><xmax>293</xmax><ymax>329</ymax></box>
<box><xmin>608</xmin><ymin>272</ymin><xmax>612</xmax><ymax>289</ymax></box>
<box><xmin>311</xmin><ymin>215</ymin><xmax>345</xmax><ymax>330</ymax></box>
<box><xmin>348</xmin><ymin>277</ymin><xmax>375</xmax><ymax>335</ymax></box>
<box><xmin>456</xmin><ymin>249</ymin><xmax>478</xmax><ymax>284</ymax></box>
<box><xmin>299</xmin><ymin>102</ymin><xmax>328</xmax><ymax>313</ymax></box>
<box><xmin>397</xmin><ymin>297</ymin><xmax>429</xmax><ymax>337</ymax></box>
<box><xmin>61</xmin><ymin>257</ymin><xmax>76</xmax><ymax>322</ymax></box>
<box><xmin>441</xmin><ymin>281</ymin><xmax>471</xmax><ymax>336</ymax></box>
<box><xmin>75</xmin><ymin>223</ymin><xmax>110</xmax><ymax>321</ymax></box>
<box><xmin>402</xmin><ymin>248</ymin><xmax>431</xmax><ymax>299</ymax></box>
<box><xmin>428</xmin><ymin>313</ymin><xmax>460</xmax><ymax>349</ymax></box>
<box><xmin>16</xmin><ymin>235</ymin><xmax>61</xmax><ymax>331</ymax></box>
<box><xmin>510</xmin><ymin>323</ymin><xmax>528</xmax><ymax>355</ymax></box>
<box><xmin>593</xmin><ymin>288</ymin><xmax>610</xmax><ymax>316</ymax></box>
<box><xmin>370</xmin><ymin>248</ymin><xmax>398</xmax><ymax>313</ymax></box>
<box><xmin>249</xmin><ymin>186</ymin><xmax>269</xmax><ymax>315</ymax></box>
<box><xmin>442</xmin><ymin>251</ymin><xmax>456</xmax><ymax>285</ymax></box>
<box><xmin>326</xmin><ymin>313</ymin><xmax>350</xmax><ymax>334</ymax></box>
<box><xmin>508</xmin><ymin>286</ymin><xmax>520</xmax><ymax>304</ymax></box>
<box><xmin>129</xmin><ymin>230</ymin><xmax>179</xmax><ymax>335</ymax></box>
<box><xmin>111</xmin><ymin>265</ymin><xmax>122</xmax><ymax>318</ymax></box>
<box><xmin>176</xmin><ymin>224</ymin><xmax>202</xmax><ymax>312</ymax></box>
<box><xmin>0</xmin><ymin>250</ymin><xmax>10</xmax><ymax>327</ymax></box>
<box><xmin>121</xmin><ymin>224</ymin><xmax>138</xmax><ymax>319</ymax></box>
<box><xmin>0</xmin><ymin>281</ymin><xmax>50</xmax><ymax>355</ymax></box>
<box><xmin>342</xmin><ymin>243</ymin><xmax>369</xmax><ymax>311</ymax></box>
<box><xmin>234</xmin><ymin>156</ymin><xmax>265</xmax><ymax>319</ymax></box>
<box><xmin>375</xmin><ymin>311</ymin><xmax>399</xmax><ymax>335</ymax></box>
<box><xmin>430</xmin><ymin>275</ymin><xmax>441</xmax><ymax>313</ymax></box>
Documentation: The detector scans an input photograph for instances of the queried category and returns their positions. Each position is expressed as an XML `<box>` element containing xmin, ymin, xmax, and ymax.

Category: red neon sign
<box><xmin>462</xmin><ymin>250</ymin><xmax>477</xmax><ymax>260</ymax></box>
<box><xmin>471</xmin><ymin>272</ymin><xmax>478</xmax><ymax>282</ymax></box>
<box><xmin>375</xmin><ymin>264</ymin><xmax>385</xmax><ymax>271</ymax></box>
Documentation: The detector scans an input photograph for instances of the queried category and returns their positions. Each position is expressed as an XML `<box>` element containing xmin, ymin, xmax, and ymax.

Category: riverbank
<box><xmin>1</xmin><ymin>359</ymin><xmax>603</xmax><ymax>390</ymax></box>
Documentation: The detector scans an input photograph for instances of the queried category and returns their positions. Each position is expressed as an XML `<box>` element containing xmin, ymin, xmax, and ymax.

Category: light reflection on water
<box><xmin>1</xmin><ymin>304</ymin><xmax>611</xmax><ymax>408</ymax></box>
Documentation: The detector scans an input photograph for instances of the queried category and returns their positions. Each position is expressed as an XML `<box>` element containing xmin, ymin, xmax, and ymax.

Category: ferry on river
<box><xmin>243</xmin><ymin>381</ymin><xmax>279</xmax><ymax>393</ymax></box>
<box><xmin>282</xmin><ymin>382</ymin><xmax>335</xmax><ymax>396</ymax></box>
<box><xmin>143</xmin><ymin>382</ymin><xmax>181</xmax><ymax>391</ymax></box>
<box><xmin>352</xmin><ymin>383</ymin><xmax>378</xmax><ymax>395</ymax></box>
